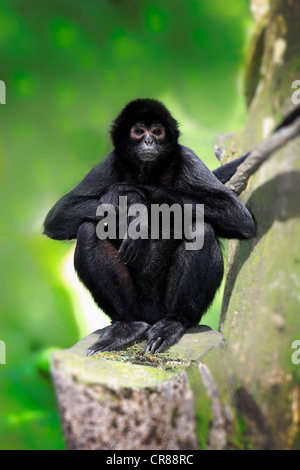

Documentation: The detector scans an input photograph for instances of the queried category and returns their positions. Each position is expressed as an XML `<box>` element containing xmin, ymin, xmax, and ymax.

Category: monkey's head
<box><xmin>110</xmin><ymin>99</ymin><xmax>180</xmax><ymax>166</ymax></box>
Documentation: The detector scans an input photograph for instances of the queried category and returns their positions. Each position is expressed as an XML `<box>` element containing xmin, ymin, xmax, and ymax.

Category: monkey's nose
<box><xmin>144</xmin><ymin>136</ymin><xmax>154</xmax><ymax>146</ymax></box>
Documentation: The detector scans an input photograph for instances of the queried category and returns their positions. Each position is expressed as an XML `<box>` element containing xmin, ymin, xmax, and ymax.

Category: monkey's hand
<box><xmin>117</xmin><ymin>197</ymin><xmax>149</xmax><ymax>264</ymax></box>
<box><xmin>145</xmin><ymin>319</ymin><xmax>186</xmax><ymax>353</ymax></box>
<box><xmin>117</xmin><ymin>236</ymin><xmax>146</xmax><ymax>264</ymax></box>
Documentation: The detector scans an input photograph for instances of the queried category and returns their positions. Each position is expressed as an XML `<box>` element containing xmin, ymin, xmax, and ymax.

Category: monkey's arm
<box><xmin>43</xmin><ymin>196</ymin><xmax>102</xmax><ymax>240</ymax></box>
<box><xmin>44</xmin><ymin>153</ymin><xmax>118</xmax><ymax>240</ymax></box>
<box><xmin>144</xmin><ymin>147</ymin><xmax>255</xmax><ymax>240</ymax></box>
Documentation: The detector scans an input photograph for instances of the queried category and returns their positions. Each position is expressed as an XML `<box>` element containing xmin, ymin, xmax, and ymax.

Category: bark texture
<box><xmin>214</xmin><ymin>0</ymin><xmax>300</xmax><ymax>449</ymax></box>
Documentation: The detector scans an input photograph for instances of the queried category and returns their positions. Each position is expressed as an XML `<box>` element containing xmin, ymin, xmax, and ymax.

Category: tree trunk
<box><xmin>51</xmin><ymin>327</ymin><xmax>223</xmax><ymax>450</ymax></box>
<box><xmin>213</xmin><ymin>0</ymin><xmax>300</xmax><ymax>449</ymax></box>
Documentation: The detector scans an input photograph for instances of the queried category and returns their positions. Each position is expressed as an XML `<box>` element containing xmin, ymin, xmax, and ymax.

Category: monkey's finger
<box><xmin>118</xmin><ymin>245</ymin><xmax>137</xmax><ymax>265</ymax></box>
<box><xmin>117</xmin><ymin>246</ymin><xmax>128</xmax><ymax>263</ymax></box>
<box><xmin>156</xmin><ymin>340</ymin><xmax>169</xmax><ymax>353</ymax></box>
<box><xmin>127</xmin><ymin>247</ymin><xmax>137</xmax><ymax>264</ymax></box>
<box><xmin>145</xmin><ymin>337</ymin><xmax>163</xmax><ymax>353</ymax></box>
<box><xmin>86</xmin><ymin>340</ymin><xmax>113</xmax><ymax>356</ymax></box>
<box><xmin>123</xmin><ymin>249</ymin><xmax>132</xmax><ymax>264</ymax></box>
<box><xmin>156</xmin><ymin>335</ymin><xmax>180</xmax><ymax>353</ymax></box>
<box><xmin>151</xmin><ymin>337</ymin><xmax>164</xmax><ymax>353</ymax></box>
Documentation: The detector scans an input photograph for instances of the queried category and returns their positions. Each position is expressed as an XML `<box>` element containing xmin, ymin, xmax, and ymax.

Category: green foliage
<box><xmin>0</xmin><ymin>0</ymin><xmax>253</xmax><ymax>449</ymax></box>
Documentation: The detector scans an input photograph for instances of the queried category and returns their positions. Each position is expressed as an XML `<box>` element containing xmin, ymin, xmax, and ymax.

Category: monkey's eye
<box><xmin>152</xmin><ymin>128</ymin><xmax>162</xmax><ymax>136</ymax></box>
<box><xmin>134</xmin><ymin>128</ymin><xmax>144</xmax><ymax>135</ymax></box>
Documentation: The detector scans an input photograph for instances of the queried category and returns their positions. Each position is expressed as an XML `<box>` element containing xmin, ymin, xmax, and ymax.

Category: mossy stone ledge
<box><xmin>50</xmin><ymin>325</ymin><xmax>223</xmax><ymax>450</ymax></box>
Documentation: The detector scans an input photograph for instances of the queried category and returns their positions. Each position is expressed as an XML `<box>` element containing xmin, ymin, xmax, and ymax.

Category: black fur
<box><xmin>44</xmin><ymin>98</ymin><xmax>256</xmax><ymax>354</ymax></box>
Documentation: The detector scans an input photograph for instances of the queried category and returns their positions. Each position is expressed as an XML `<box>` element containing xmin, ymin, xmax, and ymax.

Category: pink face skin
<box><xmin>130</xmin><ymin>123</ymin><xmax>166</xmax><ymax>142</ymax></box>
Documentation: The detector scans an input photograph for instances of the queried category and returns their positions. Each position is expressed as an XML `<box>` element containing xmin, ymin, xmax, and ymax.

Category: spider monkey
<box><xmin>44</xmin><ymin>99</ymin><xmax>297</xmax><ymax>354</ymax></box>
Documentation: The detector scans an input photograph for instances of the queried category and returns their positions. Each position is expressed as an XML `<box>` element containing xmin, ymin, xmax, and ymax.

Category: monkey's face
<box><xmin>129</xmin><ymin>122</ymin><xmax>166</xmax><ymax>161</ymax></box>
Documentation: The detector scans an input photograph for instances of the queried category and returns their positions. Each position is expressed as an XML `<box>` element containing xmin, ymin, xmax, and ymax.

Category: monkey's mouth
<box><xmin>139</xmin><ymin>149</ymin><xmax>159</xmax><ymax>161</ymax></box>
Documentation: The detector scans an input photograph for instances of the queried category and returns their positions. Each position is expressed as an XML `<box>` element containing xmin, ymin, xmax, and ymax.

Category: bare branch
<box><xmin>225</xmin><ymin>116</ymin><xmax>300</xmax><ymax>195</ymax></box>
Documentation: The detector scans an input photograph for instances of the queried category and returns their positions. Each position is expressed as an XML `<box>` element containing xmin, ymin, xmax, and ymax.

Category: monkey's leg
<box><xmin>74</xmin><ymin>222</ymin><xmax>150</xmax><ymax>355</ymax></box>
<box><xmin>146</xmin><ymin>223</ymin><xmax>224</xmax><ymax>353</ymax></box>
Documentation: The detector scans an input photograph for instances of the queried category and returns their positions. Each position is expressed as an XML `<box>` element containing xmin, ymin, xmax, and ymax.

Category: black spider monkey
<box><xmin>44</xmin><ymin>99</ymin><xmax>295</xmax><ymax>355</ymax></box>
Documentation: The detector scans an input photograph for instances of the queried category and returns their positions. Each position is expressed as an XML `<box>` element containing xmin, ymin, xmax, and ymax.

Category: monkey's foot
<box><xmin>145</xmin><ymin>319</ymin><xmax>186</xmax><ymax>353</ymax></box>
<box><xmin>86</xmin><ymin>321</ymin><xmax>150</xmax><ymax>356</ymax></box>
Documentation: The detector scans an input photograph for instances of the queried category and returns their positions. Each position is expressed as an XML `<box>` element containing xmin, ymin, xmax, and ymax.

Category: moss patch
<box><xmin>94</xmin><ymin>343</ymin><xmax>187</xmax><ymax>371</ymax></box>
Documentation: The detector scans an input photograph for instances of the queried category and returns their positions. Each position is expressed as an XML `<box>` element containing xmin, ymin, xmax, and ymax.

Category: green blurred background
<box><xmin>0</xmin><ymin>0</ymin><xmax>253</xmax><ymax>449</ymax></box>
